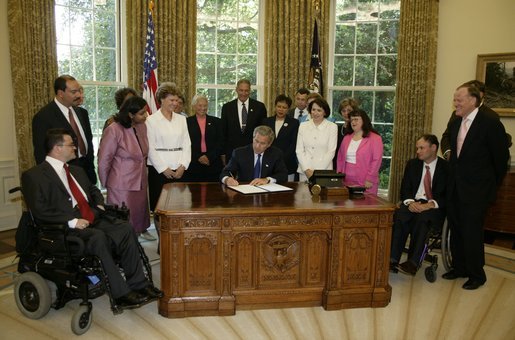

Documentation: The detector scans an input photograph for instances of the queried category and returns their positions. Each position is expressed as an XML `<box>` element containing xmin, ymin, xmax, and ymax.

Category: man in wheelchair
<box><xmin>21</xmin><ymin>128</ymin><xmax>162</xmax><ymax>308</ymax></box>
<box><xmin>390</xmin><ymin>134</ymin><xmax>449</xmax><ymax>275</ymax></box>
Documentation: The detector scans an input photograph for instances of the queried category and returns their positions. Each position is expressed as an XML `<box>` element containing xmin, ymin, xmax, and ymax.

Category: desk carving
<box><xmin>157</xmin><ymin>183</ymin><xmax>395</xmax><ymax>318</ymax></box>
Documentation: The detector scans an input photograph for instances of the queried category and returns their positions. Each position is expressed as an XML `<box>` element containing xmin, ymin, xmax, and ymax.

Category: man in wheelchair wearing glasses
<box><xmin>22</xmin><ymin>128</ymin><xmax>162</xmax><ymax>308</ymax></box>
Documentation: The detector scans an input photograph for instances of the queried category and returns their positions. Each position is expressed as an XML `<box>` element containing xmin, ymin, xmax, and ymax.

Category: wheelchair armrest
<box><xmin>39</xmin><ymin>223</ymin><xmax>69</xmax><ymax>232</ymax></box>
<box><xmin>38</xmin><ymin>224</ymin><xmax>86</xmax><ymax>256</ymax></box>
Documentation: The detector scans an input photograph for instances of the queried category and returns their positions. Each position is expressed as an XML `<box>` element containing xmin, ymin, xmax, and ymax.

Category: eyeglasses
<box><xmin>58</xmin><ymin>144</ymin><xmax>76</xmax><ymax>148</ymax></box>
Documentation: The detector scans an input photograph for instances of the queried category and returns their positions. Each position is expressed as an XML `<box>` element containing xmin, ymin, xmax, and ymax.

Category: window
<box><xmin>55</xmin><ymin>0</ymin><xmax>124</xmax><ymax>151</ymax></box>
<box><xmin>196</xmin><ymin>0</ymin><xmax>262</xmax><ymax>116</ymax></box>
<box><xmin>328</xmin><ymin>0</ymin><xmax>400</xmax><ymax>193</ymax></box>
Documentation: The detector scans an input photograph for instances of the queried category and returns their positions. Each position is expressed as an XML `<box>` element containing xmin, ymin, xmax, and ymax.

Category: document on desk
<box><xmin>228</xmin><ymin>183</ymin><xmax>293</xmax><ymax>194</ymax></box>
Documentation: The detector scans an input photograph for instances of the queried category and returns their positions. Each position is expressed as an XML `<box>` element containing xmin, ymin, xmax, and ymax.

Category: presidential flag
<box><xmin>308</xmin><ymin>20</ymin><xmax>323</xmax><ymax>96</ymax></box>
<box><xmin>143</xmin><ymin>1</ymin><xmax>159</xmax><ymax>114</ymax></box>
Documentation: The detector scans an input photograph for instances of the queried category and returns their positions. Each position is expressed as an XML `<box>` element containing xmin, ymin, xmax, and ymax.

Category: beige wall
<box><xmin>0</xmin><ymin>1</ymin><xmax>22</xmax><ymax>231</ymax></box>
<box><xmin>434</xmin><ymin>0</ymin><xmax>515</xmax><ymax>161</ymax></box>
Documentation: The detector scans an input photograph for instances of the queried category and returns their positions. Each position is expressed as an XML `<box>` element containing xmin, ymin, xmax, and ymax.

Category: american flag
<box><xmin>308</xmin><ymin>20</ymin><xmax>323</xmax><ymax>96</ymax></box>
<box><xmin>142</xmin><ymin>2</ymin><xmax>159</xmax><ymax>114</ymax></box>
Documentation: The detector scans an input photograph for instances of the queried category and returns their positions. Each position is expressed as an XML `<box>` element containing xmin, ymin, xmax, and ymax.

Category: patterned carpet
<box><xmin>1</xmin><ymin>234</ymin><xmax>514</xmax><ymax>339</ymax></box>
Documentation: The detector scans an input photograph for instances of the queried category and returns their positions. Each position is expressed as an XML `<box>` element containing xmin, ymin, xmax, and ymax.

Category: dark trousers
<box><xmin>70</xmin><ymin>218</ymin><xmax>147</xmax><ymax>298</ymax></box>
<box><xmin>390</xmin><ymin>204</ymin><xmax>444</xmax><ymax>266</ymax></box>
<box><xmin>447</xmin><ymin>194</ymin><xmax>488</xmax><ymax>283</ymax></box>
<box><xmin>148</xmin><ymin>166</ymin><xmax>177</xmax><ymax>211</ymax></box>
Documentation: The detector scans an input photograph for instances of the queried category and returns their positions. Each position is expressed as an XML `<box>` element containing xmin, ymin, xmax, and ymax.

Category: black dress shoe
<box><xmin>442</xmin><ymin>270</ymin><xmax>466</xmax><ymax>280</ymax></box>
<box><xmin>397</xmin><ymin>261</ymin><xmax>418</xmax><ymax>276</ymax></box>
<box><xmin>389</xmin><ymin>262</ymin><xmax>399</xmax><ymax>273</ymax></box>
<box><xmin>462</xmin><ymin>279</ymin><xmax>485</xmax><ymax>290</ymax></box>
<box><xmin>115</xmin><ymin>291</ymin><xmax>148</xmax><ymax>307</ymax></box>
<box><xmin>137</xmin><ymin>285</ymin><xmax>164</xmax><ymax>299</ymax></box>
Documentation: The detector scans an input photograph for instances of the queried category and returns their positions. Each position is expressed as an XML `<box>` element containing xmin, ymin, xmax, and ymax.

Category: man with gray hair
<box><xmin>220</xmin><ymin>125</ymin><xmax>287</xmax><ymax>185</ymax></box>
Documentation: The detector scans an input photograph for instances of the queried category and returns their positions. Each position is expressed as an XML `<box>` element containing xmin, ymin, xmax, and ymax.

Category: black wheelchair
<box><xmin>11</xmin><ymin>187</ymin><xmax>156</xmax><ymax>335</ymax></box>
<box><xmin>413</xmin><ymin>218</ymin><xmax>452</xmax><ymax>282</ymax></box>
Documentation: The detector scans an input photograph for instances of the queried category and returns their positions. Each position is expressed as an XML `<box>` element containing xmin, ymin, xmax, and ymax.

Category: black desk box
<box><xmin>310</xmin><ymin>170</ymin><xmax>345</xmax><ymax>188</ymax></box>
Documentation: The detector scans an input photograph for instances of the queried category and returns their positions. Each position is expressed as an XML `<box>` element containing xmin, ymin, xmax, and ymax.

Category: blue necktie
<box><xmin>253</xmin><ymin>154</ymin><xmax>261</xmax><ymax>179</ymax></box>
<box><xmin>241</xmin><ymin>102</ymin><xmax>248</xmax><ymax>132</ymax></box>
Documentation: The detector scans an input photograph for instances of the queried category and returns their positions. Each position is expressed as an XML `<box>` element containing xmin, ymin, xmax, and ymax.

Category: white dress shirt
<box><xmin>146</xmin><ymin>109</ymin><xmax>191</xmax><ymax>173</ymax></box>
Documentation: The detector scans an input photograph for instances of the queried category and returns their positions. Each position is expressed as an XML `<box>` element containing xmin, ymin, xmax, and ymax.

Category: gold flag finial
<box><xmin>149</xmin><ymin>0</ymin><xmax>155</xmax><ymax>13</ymax></box>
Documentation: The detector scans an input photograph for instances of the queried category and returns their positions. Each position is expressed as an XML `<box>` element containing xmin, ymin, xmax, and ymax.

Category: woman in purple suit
<box><xmin>98</xmin><ymin>96</ymin><xmax>153</xmax><ymax>239</ymax></box>
<box><xmin>337</xmin><ymin>109</ymin><xmax>383</xmax><ymax>195</ymax></box>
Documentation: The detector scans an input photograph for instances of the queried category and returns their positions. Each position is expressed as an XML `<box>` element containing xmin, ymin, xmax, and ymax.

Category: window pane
<box><xmin>378</xmin><ymin>20</ymin><xmax>398</xmax><ymax>54</ymax></box>
<box><xmin>197</xmin><ymin>54</ymin><xmax>216</xmax><ymax>84</ymax></box>
<box><xmin>336</xmin><ymin>0</ymin><xmax>357</xmax><ymax>19</ymax></box>
<box><xmin>218</xmin><ymin>23</ymin><xmax>237</xmax><ymax>54</ymax></box>
<box><xmin>380</xmin><ymin>0</ymin><xmax>400</xmax><ymax>19</ymax></box>
<box><xmin>335</xmin><ymin>24</ymin><xmax>355</xmax><ymax>54</ymax></box>
<box><xmin>97</xmin><ymin>86</ymin><xmax>118</xmax><ymax>121</ymax></box>
<box><xmin>197</xmin><ymin>0</ymin><xmax>218</xmax><ymax>20</ymax></box>
<box><xmin>237</xmin><ymin>55</ymin><xmax>257</xmax><ymax>84</ymax></box>
<box><xmin>55</xmin><ymin>5</ymin><xmax>70</xmax><ymax>44</ymax></box>
<box><xmin>95</xmin><ymin>48</ymin><xmax>116</xmax><ymax>81</ymax></box>
<box><xmin>353</xmin><ymin>91</ymin><xmax>374</xmax><ymax>114</ymax></box>
<box><xmin>217</xmin><ymin>55</ymin><xmax>237</xmax><ymax>84</ymax></box>
<box><xmin>94</xmin><ymin>10</ymin><xmax>116</xmax><ymax>48</ymax></box>
<box><xmin>357</xmin><ymin>0</ymin><xmax>378</xmax><ymax>21</ymax></box>
<box><xmin>239</xmin><ymin>0</ymin><xmax>259</xmax><ymax>21</ymax></box>
<box><xmin>197</xmin><ymin>21</ymin><xmax>216</xmax><ymax>52</ymax></box>
<box><xmin>70</xmin><ymin>8</ymin><xmax>92</xmax><ymax>46</ymax></box>
<box><xmin>196</xmin><ymin>0</ymin><xmax>261</xmax><ymax>117</ymax></box>
<box><xmin>57</xmin><ymin>45</ymin><xmax>71</xmax><ymax>74</ymax></box>
<box><xmin>95</xmin><ymin>0</ymin><xmax>116</xmax><ymax>11</ymax></box>
<box><xmin>334</xmin><ymin>56</ymin><xmax>354</xmax><ymax>86</ymax></box>
<box><xmin>377</xmin><ymin>55</ymin><xmax>396</xmax><ymax>86</ymax></box>
<box><xmin>356</xmin><ymin>22</ymin><xmax>377</xmax><ymax>54</ymax></box>
<box><xmin>354</xmin><ymin>56</ymin><xmax>375</xmax><ymax>86</ymax></box>
<box><xmin>82</xmin><ymin>86</ymin><xmax>96</xmax><ymax>118</ymax></box>
<box><xmin>375</xmin><ymin>124</ymin><xmax>393</xmax><ymax>157</ymax></box>
<box><xmin>238</xmin><ymin>24</ymin><xmax>258</xmax><ymax>54</ymax></box>
<box><xmin>217</xmin><ymin>89</ymin><xmax>237</xmax><ymax>114</ymax></box>
<box><xmin>71</xmin><ymin>46</ymin><xmax>94</xmax><ymax>79</ymax></box>
<box><xmin>70</xmin><ymin>0</ymin><xmax>92</xmax><ymax>8</ymax></box>
<box><xmin>379</xmin><ymin>157</ymin><xmax>391</xmax><ymax>190</ymax></box>
<box><xmin>375</xmin><ymin>91</ymin><xmax>395</xmax><ymax>123</ymax></box>
<box><xmin>219</xmin><ymin>3</ymin><xmax>238</xmax><ymax>21</ymax></box>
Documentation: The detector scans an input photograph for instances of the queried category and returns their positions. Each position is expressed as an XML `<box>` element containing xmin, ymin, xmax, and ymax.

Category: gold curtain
<box><xmin>388</xmin><ymin>0</ymin><xmax>439</xmax><ymax>203</ymax></box>
<box><xmin>263</xmin><ymin>0</ymin><xmax>330</xmax><ymax>112</ymax></box>
<box><xmin>8</xmin><ymin>0</ymin><xmax>58</xmax><ymax>174</ymax></box>
<box><xmin>127</xmin><ymin>0</ymin><xmax>197</xmax><ymax>108</ymax></box>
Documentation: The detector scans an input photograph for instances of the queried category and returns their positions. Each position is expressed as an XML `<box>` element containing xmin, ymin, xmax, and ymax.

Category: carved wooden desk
<box><xmin>156</xmin><ymin>182</ymin><xmax>395</xmax><ymax>318</ymax></box>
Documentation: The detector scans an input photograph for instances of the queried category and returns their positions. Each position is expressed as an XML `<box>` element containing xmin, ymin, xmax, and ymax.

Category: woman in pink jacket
<box><xmin>336</xmin><ymin>109</ymin><xmax>383</xmax><ymax>195</ymax></box>
<box><xmin>98</xmin><ymin>96</ymin><xmax>152</xmax><ymax>238</ymax></box>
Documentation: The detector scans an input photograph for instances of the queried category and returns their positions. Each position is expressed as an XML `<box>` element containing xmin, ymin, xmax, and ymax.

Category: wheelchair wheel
<box><xmin>440</xmin><ymin>219</ymin><xmax>453</xmax><ymax>272</ymax></box>
<box><xmin>425</xmin><ymin>265</ymin><xmax>437</xmax><ymax>283</ymax></box>
<box><xmin>71</xmin><ymin>304</ymin><xmax>92</xmax><ymax>335</ymax></box>
<box><xmin>14</xmin><ymin>272</ymin><xmax>52</xmax><ymax>319</ymax></box>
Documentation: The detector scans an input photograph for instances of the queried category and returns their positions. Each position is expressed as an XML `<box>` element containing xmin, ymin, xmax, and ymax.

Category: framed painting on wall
<box><xmin>476</xmin><ymin>52</ymin><xmax>515</xmax><ymax>117</ymax></box>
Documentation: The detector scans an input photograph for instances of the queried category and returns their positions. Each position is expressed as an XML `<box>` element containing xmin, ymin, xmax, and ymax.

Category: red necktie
<box><xmin>424</xmin><ymin>165</ymin><xmax>433</xmax><ymax>200</ymax></box>
<box><xmin>64</xmin><ymin>164</ymin><xmax>95</xmax><ymax>223</ymax></box>
<box><xmin>68</xmin><ymin>109</ymin><xmax>87</xmax><ymax>157</ymax></box>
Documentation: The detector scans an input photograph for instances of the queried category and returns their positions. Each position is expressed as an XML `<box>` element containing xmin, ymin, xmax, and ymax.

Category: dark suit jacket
<box><xmin>220</xmin><ymin>144</ymin><xmax>288</xmax><ymax>183</ymax></box>
<box><xmin>400</xmin><ymin>157</ymin><xmax>449</xmax><ymax>211</ymax></box>
<box><xmin>22</xmin><ymin>161</ymin><xmax>104</xmax><ymax>225</ymax></box>
<box><xmin>185</xmin><ymin>115</ymin><xmax>224</xmax><ymax>182</ymax></box>
<box><xmin>32</xmin><ymin>101</ymin><xmax>97</xmax><ymax>184</ymax></box>
<box><xmin>220</xmin><ymin>98</ymin><xmax>267</xmax><ymax>161</ymax></box>
<box><xmin>262</xmin><ymin>116</ymin><xmax>299</xmax><ymax>174</ymax></box>
<box><xmin>448</xmin><ymin>105</ymin><xmax>509</xmax><ymax>205</ymax></box>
